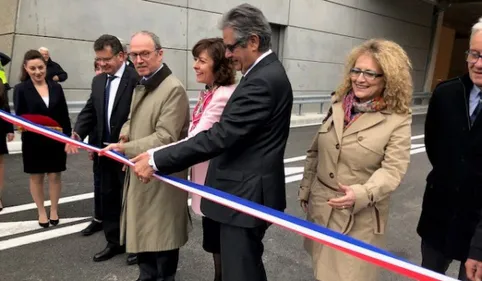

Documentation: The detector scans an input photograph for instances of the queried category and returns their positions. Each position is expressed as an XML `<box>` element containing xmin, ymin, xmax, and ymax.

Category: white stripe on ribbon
<box><xmin>0</xmin><ymin>110</ymin><xmax>457</xmax><ymax>281</ymax></box>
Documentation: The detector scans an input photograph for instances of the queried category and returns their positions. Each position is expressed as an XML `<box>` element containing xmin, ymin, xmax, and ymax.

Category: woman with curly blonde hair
<box><xmin>298</xmin><ymin>38</ymin><xmax>413</xmax><ymax>281</ymax></box>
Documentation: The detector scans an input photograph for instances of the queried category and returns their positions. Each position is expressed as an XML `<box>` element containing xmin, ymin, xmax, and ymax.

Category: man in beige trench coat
<box><xmin>103</xmin><ymin>30</ymin><xmax>190</xmax><ymax>281</ymax></box>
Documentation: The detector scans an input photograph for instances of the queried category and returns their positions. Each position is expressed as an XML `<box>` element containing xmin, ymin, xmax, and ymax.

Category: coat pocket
<box><xmin>371</xmin><ymin>203</ymin><xmax>386</xmax><ymax>235</ymax></box>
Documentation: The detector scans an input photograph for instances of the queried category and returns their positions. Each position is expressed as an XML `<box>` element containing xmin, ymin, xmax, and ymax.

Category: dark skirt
<box><xmin>0</xmin><ymin>133</ymin><xmax>8</xmax><ymax>155</ymax></box>
<box><xmin>21</xmin><ymin>132</ymin><xmax>66</xmax><ymax>174</ymax></box>
<box><xmin>202</xmin><ymin>216</ymin><xmax>221</xmax><ymax>254</ymax></box>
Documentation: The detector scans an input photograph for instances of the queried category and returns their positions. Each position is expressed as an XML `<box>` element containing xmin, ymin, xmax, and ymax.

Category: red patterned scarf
<box><xmin>190</xmin><ymin>86</ymin><xmax>218</xmax><ymax>132</ymax></box>
<box><xmin>342</xmin><ymin>90</ymin><xmax>387</xmax><ymax>129</ymax></box>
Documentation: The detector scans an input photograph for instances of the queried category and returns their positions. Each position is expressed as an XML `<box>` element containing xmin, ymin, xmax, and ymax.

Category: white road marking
<box><xmin>411</xmin><ymin>147</ymin><xmax>426</xmax><ymax>155</ymax></box>
<box><xmin>285</xmin><ymin>174</ymin><xmax>303</xmax><ymax>183</ymax></box>
<box><xmin>0</xmin><ymin>222</ymin><xmax>91</xmax><ymax>251</ymax></box>
<box><xmin>284</xmin><ymin>156</ymin><xmax>306</xmax><ymax>163</ymax></box>
<box><xmin>411</xmin><ymin>134</ymin><xmax>424</xmax><ymax>140</ymax></box>
<box><xmin>285</xmin><ymin>167</ymin><xmax>304</xmax><ymax>176</ymax></box>
<box><xmin>0</xmin><ymin>192</ymin><xmax>94</xmax><ymax>216</ymax></box>
<box><xmin>0</xmin><ymin>217</ymin><xmax>90</xmax><ymax>238</ymax></box>
<box><xmin>411</xmin><ymin>144</ymin><xmax>425</xmax><ymax>149</ymax></box>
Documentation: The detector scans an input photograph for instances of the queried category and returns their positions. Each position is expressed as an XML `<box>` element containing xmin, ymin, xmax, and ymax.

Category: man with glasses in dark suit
<box><xmin>66</xmin><ymin>34</ymin><xmax>138</xmax><ymax>265</ymax></box>
<box><xmin>418</xmin><ymin>18</ymin><xmax>482</xmax><ymax>281</ymax></box>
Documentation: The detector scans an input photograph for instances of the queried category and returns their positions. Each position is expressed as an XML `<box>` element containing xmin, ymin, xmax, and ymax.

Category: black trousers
<box><xmin>137</xmin><ymin>249</ymin><xmax>179</xmax><ymax>281</ymax></box>
<box><xmin>92</xmin><ymin>154</ymin><xmax>102</xmax><ymax>221</ymax></box>
<box><xmin>204</xmin><ymin>220</ymin><xmax>268</xmax><ymax>281</ymax></box>
<box><xmin>99</xmin><ymin>156</ymin><xmax>125</xmax><ymax>246</ymax></box>
<box><xmin>421</xmin><ymin>240</ymin><xmax>468</xmax><ymax>281</ymax></box>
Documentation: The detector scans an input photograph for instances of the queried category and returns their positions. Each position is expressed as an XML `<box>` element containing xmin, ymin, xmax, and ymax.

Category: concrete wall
<box><xmin>3</xmin><ymin>0</ymin><xmax>435</xmax><ymax>112</ymax></box>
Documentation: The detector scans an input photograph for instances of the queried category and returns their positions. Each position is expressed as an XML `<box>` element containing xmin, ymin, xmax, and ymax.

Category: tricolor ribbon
<box><xmin>0</xmin><ymin>109</ymin><xmax>458</xmax><ymax>281</ymax></box>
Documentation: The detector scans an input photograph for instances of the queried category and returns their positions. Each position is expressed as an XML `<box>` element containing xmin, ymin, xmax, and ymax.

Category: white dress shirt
<box><xmin>106</xmin><ymin>63</ymin><xmax>126</xmax><ymax>131</ymax></box>
<box><xmin>469</xmin><ymin>85</ymin><xmax>481</xmax><ymax>116</ymax></box>
<box><xmin>243</xmin><ymin>49</ymin><xmax>273</xmax><ymax>77</ymax></box>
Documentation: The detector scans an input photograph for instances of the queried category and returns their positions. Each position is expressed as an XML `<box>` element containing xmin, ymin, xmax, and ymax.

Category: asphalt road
<box><xmin>0</xmin><ymin>114</ymin><xmax>461</xmax><ymax>281</ymax></box>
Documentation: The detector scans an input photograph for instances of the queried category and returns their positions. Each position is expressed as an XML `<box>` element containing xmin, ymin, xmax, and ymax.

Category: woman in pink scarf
<box><xmin>149</xmin><ymin>37</ymin><xmax>236</xmax><ymax>281</ymax></box>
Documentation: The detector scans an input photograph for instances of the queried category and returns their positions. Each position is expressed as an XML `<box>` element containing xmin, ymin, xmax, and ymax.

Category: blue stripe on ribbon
<box><xmin>162</xmin><ymin>174</ymin><xmax>405</xmax><ymax>261</ymax></box>
<box><xmin>0</xmin><ymin>109</ymin><xmax>432</xmax><ymax>277</ymax></box>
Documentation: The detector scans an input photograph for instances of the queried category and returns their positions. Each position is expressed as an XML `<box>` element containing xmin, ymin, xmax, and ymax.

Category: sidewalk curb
<box><xmin>6</xmin><ymin>107</ymin><xmax>428</xmax><ymax>154</ymax></box>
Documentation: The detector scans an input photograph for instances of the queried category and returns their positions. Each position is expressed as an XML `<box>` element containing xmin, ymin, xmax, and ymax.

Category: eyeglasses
<box><xmin>225</xmin><ymin>40</ymin><xmax>242</xmax><ymax>53</ymax></box>
<box><xmin>466</xmin><ymin>50</ymin><xmax>482</xmax><ymax>64</ymax></box>
<box><xmin>128</xmin><ymin>49</ymin><xmax>160</xmax><ymax>61</ymax></box>
<box><xmin>349</xmin><ymin>68</ymin><xmax>383</xmax><ymax>81</ymax></box>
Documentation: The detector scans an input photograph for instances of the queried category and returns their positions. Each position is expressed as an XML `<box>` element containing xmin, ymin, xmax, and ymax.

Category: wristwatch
<box><xmin>148</xmin><ymin>154</ymin><xmax>155</xmax><ymax>169</ymax></box>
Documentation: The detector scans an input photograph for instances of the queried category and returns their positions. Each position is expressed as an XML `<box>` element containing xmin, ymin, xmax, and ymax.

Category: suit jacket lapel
<box><xmin>27</xmin><ymin>79</ymin><xmax>49</xmax><ymax>111</ymax></box>
<box><xmin>96</xmin><ymin>74</ymin><xmax>108</xmax><ymax>124</ymax></box>
<box><xmin>112</xmin><ymin>72</ymin><xmax>129</xmax><ymax>113</ymax></box>
<box><xmin>343</xmin><ymin>111</ymin><xmax>386</xmax><ymax>137</ymax></box>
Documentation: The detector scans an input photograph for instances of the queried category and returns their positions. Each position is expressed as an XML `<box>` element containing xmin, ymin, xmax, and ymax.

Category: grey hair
<box><xmin>131</xmin><ymin>30</ymin><xmax>162</xmax><ymax>49</ymax></box>
<box><xmin>38</xmin><ymin>47</ymin><xmax>49</xmax><ymax>52</ymax></box>
<box><xmin>219</xmin><ymin>3</ymin><xmax>271</xmax><ymax>52</ymax></box>
<box><xmin>471</xmin><ymin>17</ymin><xmax>482</xmax><ymax>41</ymax></box>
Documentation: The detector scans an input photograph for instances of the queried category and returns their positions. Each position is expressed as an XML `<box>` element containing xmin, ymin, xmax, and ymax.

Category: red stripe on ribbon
<box><xmin>0</xmin><ymin>112</ymin><xmax>458</xmax><ymax>281</ymax></box>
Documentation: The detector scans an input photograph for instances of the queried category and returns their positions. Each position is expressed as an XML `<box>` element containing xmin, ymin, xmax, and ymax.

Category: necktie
<box><xmin>103</xmin><ymin>75</ymin><xmax>117</xmax><ymax>142</ymax></box>
<box><xmin>471</xmin><ymin>92</ymin><xmax>482</xmax><ymax>126</ymax></box>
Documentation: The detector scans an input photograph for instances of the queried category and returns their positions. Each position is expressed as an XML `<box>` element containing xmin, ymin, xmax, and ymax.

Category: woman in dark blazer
<box><xmin>0</xmin><ymin>82</ymin><xmax>15</xmax><ymax>212</ymax></box>
<box><xmin>13</xmin><ymin>50</ymin><xmax>71</xmax><ymax>228</ymax></box>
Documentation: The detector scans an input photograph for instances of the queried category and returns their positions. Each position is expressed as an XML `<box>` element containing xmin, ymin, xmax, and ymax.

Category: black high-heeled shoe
<box><xmin>39</xmin><ymin>220</ymin><xmax>49</xmax><ymax>228</ymax></box>
<box><xmin>49</xmin><ymin>219</ymin><xmax>59</xmax><ymax>226</ymax></box>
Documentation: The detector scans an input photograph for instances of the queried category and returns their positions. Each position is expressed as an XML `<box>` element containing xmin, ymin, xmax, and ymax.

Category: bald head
<box><xmin>129</xmin><ymin>31</ymin><xmax>163</xmax><ymax>77</ymax></box>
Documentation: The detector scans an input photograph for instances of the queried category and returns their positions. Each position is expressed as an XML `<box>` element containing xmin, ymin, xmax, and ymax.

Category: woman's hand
<box><xmin>300</xmin><ymin>200</ymin><xmax>308</xmax><ymax>213</ymax></box>
<box><xmin>328</xmin><ymin>182</ymin><xmax>356</xmax><ymax>210</ymax></box>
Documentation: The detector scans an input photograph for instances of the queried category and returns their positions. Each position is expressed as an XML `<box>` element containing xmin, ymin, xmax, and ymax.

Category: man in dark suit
<box><xmin>65</xmin><ymin>34</ymin><xmax>138</xmax><ymax>265</ymax></box>
<box><xmin>80</xmin><ymin>61</ymin><xmax>104</xmax><ymax>237</ymax></box>
<box><xmin>417</xmin><ymin>18</ymin><xmax>482</xmax><ymax>281</ymax></box>
<box><xmin>130</xmin><ymin>4</ymin><xmax>293</xmax><ymax>281</ymax></box>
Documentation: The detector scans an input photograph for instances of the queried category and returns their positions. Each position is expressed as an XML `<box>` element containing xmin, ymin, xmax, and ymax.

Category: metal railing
<box><xmin>293</xmin><ymin>91</ymin><xmax>431</xmax><ymax>116</ymax></box>
<box><xmin>9</xmin><ymin>92</ymin><xmax>431</xmax><ymax>117</ymax></box>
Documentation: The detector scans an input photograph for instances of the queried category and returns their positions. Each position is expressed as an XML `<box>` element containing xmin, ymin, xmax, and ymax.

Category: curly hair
<box><xmin>192</xmin><ymin>38</ymin><xmax>236</xmax><ymax>86</ymax></box>
<box><xmin>334</xmin><ymin>39</ymin><xmax>413</xmax><ymax>114</ymax></box>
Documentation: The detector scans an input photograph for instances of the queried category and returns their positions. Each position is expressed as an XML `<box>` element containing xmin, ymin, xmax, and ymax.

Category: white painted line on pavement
<box><xmin>411</xmin><ymin>134</ymin><xmax>424</xmax><ymax>140</ymax></box>
<box><xmin>0</xmin><ymin>192</ymin><xmax>94</xmax><ymax>216</ymax></box>
<box><xmin>0</xmin><ymin>217</ymin><xmax>90</xmax><ymax>238</ymax></box>
<box><xmin>0</xmin><ymin>221</ymin><xmax>91</xmax><ymax>251</ymax></box>
<box><xmin>411</xmin><ymin>144</ymin><xmax>425</xmax><ymax>149</ymax></box>
<box><xmin>285</xmin><ymin>167</ymin><xmax>304</xmax><ymax>176</ymax></box>
<box><xmin>284</xmin><ymin>156</ymin><xmax>306</xmax><ymax>163</ymax></box>
<box><xmin>411</xmin><ymin>147</ymin><xmax>426</xmax><ymax>155</ymax></box>
<box><xmin>286</xmin><ymin>174</ymin><xmax>303</xmax><ymax>183</ymax></box>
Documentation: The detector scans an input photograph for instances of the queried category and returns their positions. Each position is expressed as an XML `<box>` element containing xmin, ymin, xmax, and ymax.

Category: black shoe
<box><xmin>39</xmin><ymin>220</ymin><xmax>49</xmax><ymax>228</ymax></box>
<box><xmin>50</xmin><ymin>218</ymin><xmax>59</xmax><ymax>226</ymax></box>
<box><xmin>126</xmin><ymin>253</ymin><xmax>138</xmax><ymax>266</ymax></box>
<box><xmin>81</xmin><ymin>220</ymin><xmax>102</xmax><ymax>236</ymax></box>
<box><xmin>93</xmin><ymin>245</ymin><xmax>125</xmax><ymax>262</ymax></box>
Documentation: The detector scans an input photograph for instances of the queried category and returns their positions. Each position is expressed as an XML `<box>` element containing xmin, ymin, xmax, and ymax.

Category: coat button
<box><xmin>335</xmin><ymin>144</ymin><xmax>340</xmax><ymax>149</ymax></box>
<box><xmin>329</xmin><ymin>172</ymin><xmax>334</xmax><ymax>178</ymax></box>
<box><xmin>358</xmin><ymin>136</ymin><xmax>363</xmax><ymax>141</ymax></box>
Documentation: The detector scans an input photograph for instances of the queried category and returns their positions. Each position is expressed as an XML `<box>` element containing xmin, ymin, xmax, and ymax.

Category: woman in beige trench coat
<box><xmin>298</xmin><ymin>39</ymin><xmax>413</xmax><ymax>281</ymax></box>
